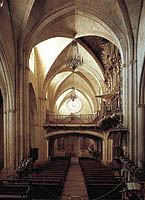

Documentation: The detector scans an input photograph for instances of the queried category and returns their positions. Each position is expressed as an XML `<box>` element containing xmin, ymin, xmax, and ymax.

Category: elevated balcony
<box><xmin>46</xmin><ymin>112</ymin><xmax>101</xmax><ymax>124</ymax></box>
<box><xmin>43</xmin><ymin>107</ymin><xmax>122</xmax><ymax>133</ymax></box>
<box><xmin>43</xmin><ymin>95</ymin><xmax>123</xmax><ymax>132</ymax></box>
<box><xmin>43</xmin><ymin>112</ymin><xmax>102</xmax><ymax>132</ymax></box>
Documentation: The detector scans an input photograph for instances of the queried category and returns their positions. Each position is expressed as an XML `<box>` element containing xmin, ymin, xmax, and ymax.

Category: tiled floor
<box><xmin>60</xmin><ymin>157</ymin><xmax>88</xmax><ymax>200</ymax></box>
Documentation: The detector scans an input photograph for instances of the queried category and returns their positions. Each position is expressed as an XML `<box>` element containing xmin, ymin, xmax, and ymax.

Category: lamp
<box><xmin>66</xmin><ymin>40</ymin><xmax>83</xmax><ymax>71</ymax></box>
<box><xmin>70</xmin><ymin>71</ymin><xmax>77</xmax><ymax>101</ymax></box>
<box><xmin>0</xmin><ymin>0</ymin><xmax>3</xmax><ymax>7</ymax></box>
<box><xmin>66</xmin><ymin>71</ymin><xmax>83</xmax><ymax>113</ymax></box>
<box><xmin>71</xmin><ymin>87</ymin><xmax>77</xmax><ymax>101</ymax></box>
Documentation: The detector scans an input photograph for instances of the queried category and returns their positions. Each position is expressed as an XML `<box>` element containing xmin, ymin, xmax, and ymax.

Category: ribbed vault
<box><xmin>27</xmin><ymin>3</ymin><xmax>124</xmax><ymax>116</ymax></box>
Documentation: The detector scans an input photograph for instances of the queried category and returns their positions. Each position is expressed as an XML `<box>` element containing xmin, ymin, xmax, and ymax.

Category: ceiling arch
<box><xmin>48</xmin><ymin>68</ymin><xmax>99</xmax><ymax>113</ymax></box>
<box><xmin>52</xmin><ymin>71</ymin><xmax>98</xmax><ymax>102</ymax></box>
<box><xmin>45</xmin><ymin>130</ymin><xmax>105</xmax><ymax>140</ymax></box>
<box><xmin>24</xmin><ymin>1</ymin><xmax>128</xmax><ymax>116</ymax></box>
<box><xmin>24</xmin><ymin>2</ymin><xmax>127</xmax><ymax>64</ymax></box>
<box><xmin>34</xmin><ymin>36</ymin><xmax>106</xmax><ymax>115</ymax></box>
<box><xmin>0</xmin><ymin>42</ymin><xmax>15</xmax><ymax>112</ymax></box>
<box><xmin>55</xmin><ymin>88</ymin><xmax>95</xmax><ymax>115</ymax></box>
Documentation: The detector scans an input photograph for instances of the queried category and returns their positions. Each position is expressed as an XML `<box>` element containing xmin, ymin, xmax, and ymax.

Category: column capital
<box><xmin>128</xmin><ymin>60</ymin><xmax>137</xmax><ymax>66</ymax></box>
<box><xmin>25</xmin><ymin>66</ymin><xmax>30</xmax><ymax>71</ymax></box>
<box><xmin>122</xmin><ymin>64</ymin><xmax>127</xmax><ymax>68</ymax></box>
<box><xmin>19</xmin><ymin>64</ymin><xmax>30</xmax><ymax>71</ymax></box>
<box><xmin>19</xmin><ymin>64</ymin><xmax>24</xmax><ymax>68</ymax></box>
<box><xmin>4</xmin><ymin>109</ymin><xmax>16</xmax><ymax>114</ymax></box>
<box><xmin>38</xmin><ymin>97</ymin><xmax>47</xmax><ymax>101</ymax></box>
<box><xmin>122</xmin><ymin>60</ymin><xmax>137</xmax><ymax>68</ymax></box>
<box><xmin>137</xmin><ymin>104</ymin><xmax>145</xmax><ymax>107</ymax></box>
<box><xmin>31</xmin><ymin>124</ymin><xmax>39</xmax><ymax>127</ymax></box>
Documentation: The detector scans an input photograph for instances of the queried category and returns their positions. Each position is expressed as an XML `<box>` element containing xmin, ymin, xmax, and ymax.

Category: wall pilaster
<box><xmin>138</xmin><ymin>104</ymin><xmax>145</xmax><ymax>168</ymax></box>
<box><xmin>4</xmin><ymin>109</ymin><xmax>16</xmax><ymax>171</ymax></box>
<box><xmin>24</xmin><ymin>66</ymin><xmax>30</xmax><ymax>158</ymax></box>
<box><xmin>122</xmin><ymin>63</ymin><xmax>128</xmax><ymax>127</ymax></box>
<box><xmin>38</xmin><ymin>97</ymin><xmax>47</xmax><ymax>161</ymax></box>
<box><xmin>8</xmin><ymin>109</ymin><xmax>16</xmax><ymax>170</ymax></box>
<box><xmin>102</xmin><ymin>136</ymin><xmax>107</xmax><ymax>162</ymax></box>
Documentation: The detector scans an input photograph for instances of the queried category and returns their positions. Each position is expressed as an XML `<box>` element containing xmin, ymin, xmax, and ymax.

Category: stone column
<box><xmin>133</xmin><ymin>60</ymin><xmax>138</xmax><ymax>165</ymax></box>
<box><xmin>3</xmin><ymin>110</ymin><xmax>8</xmax><ymax>170</ymax></box>
<box><xmin>38</xmin><ymin>97</ymin><xmax>47</xmax><ymax>162</ymax></box>
<box><xmin>47</xmin><ymin>139</ymin><xmax>51</xmax><ymax>162</ymax></box>
<box><xmin>30</xmin><ymin>124</ymin><xmax>38</xmax><ymax>148</ymax></box>
<box><xmin>95</xmin><ymin>139</ymin><xmax>98</xmax><ymax>151</ymax></box>
<box><xmin>24</xmin><ymin>66</ymin><xmax>30</xmax><ymax>158</ymax></box>
<box><xmin>127</xmin><ymin>61</ymin><xmax>134</xmax><ymax>160</ymax></box>
<box><xmin>102</xmin><ymin>136</ymin><xmax>107</xmax><ymax>162</ymax></box>
<box><xmin>75</xmin><ymin>136</ymin><xmax>80</xmax><ymax>157</ymax></box>
<box><xmin>17</xmin><ymin>64</ymin><xmax>25</xmax><ymax>164</ymax></box>
<box><xmin>138</xmin><ymin>104</ymin><xmax>145</xmax><ymax>168</ymax></box>
<box><xmin>128</xmin><ymin>60</ymin><xmax>138</xmax><ymax>163</ymax></box>
<box><xmin>49</xmin><ymin>138</ymin><xmax>54</xmax><ymax>157</ymax></box>
<box><xmin>122</xmin><ymin>63</ymin><xmax>128</xmax><ymax>127</ymax></box>
<box><xmin>107</xmin><ymin>138</ymin><xmax>113</xmax><ymax>161</ymax></box>
<box><xmin>77</xmin><ymin>137</ymin><xmax>81</xmax><ymax>157</ymax></box>
<box><xmin>8</xmin><ymin>109</ymin><xmax>16</xmax><ymax>171</ymax></box>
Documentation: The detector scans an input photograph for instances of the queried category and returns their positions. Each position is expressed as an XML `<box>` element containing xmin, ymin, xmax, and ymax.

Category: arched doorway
<box><xmin>0</xmin><ymin>90</ymin><xmax>4</xmax><ymax>169</ymax></box>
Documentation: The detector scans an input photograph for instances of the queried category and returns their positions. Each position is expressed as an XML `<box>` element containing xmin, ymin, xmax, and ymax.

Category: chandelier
<box><xmin>71</xmin><ymin>87</ymin><xmax>77</xmax><ymax>101</ymax></box>
<box><xmin>0</xmin><ymin>0</ymin><xmax>3</xmax><ymax>7</ymax></box>
<box><xmin>70</xmin><ymin>70</ymin><xmax>77</xmax><ymax>101</ymax></box>
<box><xmin>66</xmin><ymin>40</ymin><xmax>83</xmax><ymax>71</ymax></box>
<box><xmin>66</xmin><ymin>71</ymin><xmax>83</xmax><ymax>113</ymax></box>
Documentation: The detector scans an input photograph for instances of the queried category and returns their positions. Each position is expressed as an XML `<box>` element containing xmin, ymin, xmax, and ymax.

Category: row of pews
<box><xmin>0</xmin><ymin>156</ymin><xmax>71</xmax><ymax>199</ymax></box>
<box><xmin>79</xmin><ymin>157</ymin><xmax>123</xmax><ymax>200</ymax></box>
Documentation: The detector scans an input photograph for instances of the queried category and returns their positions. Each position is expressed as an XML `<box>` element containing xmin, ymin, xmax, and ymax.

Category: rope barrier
<box><xmin>92</xmin><ymin>180</ymin><xmax>124</xmax><ymax>200</ymax></box>
<box><xmin>37</xmin><ymin>183</ymin><xmax>60</xmax><ymax>199</ymax></box>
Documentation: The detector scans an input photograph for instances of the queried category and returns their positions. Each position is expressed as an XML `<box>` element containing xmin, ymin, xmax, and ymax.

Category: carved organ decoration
<box><xmin>99</xmin><ymin>43</ymin><xmax>122</xmax><ymax>113</ymax></box>
<box><xmin>76</xmin><ymin>36</ymin><xmax>122</xmax><ymax>114</ymax></box>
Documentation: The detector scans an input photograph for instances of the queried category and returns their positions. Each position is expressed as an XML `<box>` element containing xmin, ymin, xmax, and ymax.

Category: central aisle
<box><xmin>61</xmin><ymin>157</ymin><xmax>88</xmax><ymax>200</ymax></box>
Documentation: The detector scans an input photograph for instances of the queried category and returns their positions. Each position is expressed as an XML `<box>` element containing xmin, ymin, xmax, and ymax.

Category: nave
<box><xmin>0</xmin><ymin>156</ymin><xmax>124</xmax><ymax>200</ymax></box>
<box><xmin>61</xmin><ymin>156</ymin><xmax>88</xmax><ymax>200</ymax></box>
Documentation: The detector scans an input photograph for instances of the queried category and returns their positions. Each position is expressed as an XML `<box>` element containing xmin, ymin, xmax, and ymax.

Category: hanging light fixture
<box><xmin>66</xmin><ymin>71</ymin><xmax>83</xmax><ymax>113</ymax></box>
<box><xmin>70</xmin><ymin>71</ymin><xmax>77</xmax><ymax>101</ymax></box>
<box><xmin>66</xmin><ymin>40</ymin><xmax>83</xmax><ymax>71</ymax></box>
<box><xmin>71</xmin><ymin>87</ymin><xmax>77</xmax><ymax>101</ymax></box>
<box><xmin>0</xmin><ymin>0</ymin><xmax>3</xmax><ymax>8</ymax></box>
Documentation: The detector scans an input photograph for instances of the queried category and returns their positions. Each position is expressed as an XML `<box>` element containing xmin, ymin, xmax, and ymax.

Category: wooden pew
<box><xmin>0</xmin><ymin>185</ymin><xmax>30</xmax><ymax>199</ymax></box>
<box><xmin>0</xmin><ymin>158</ymin><xmax>70</xmax><ymax>200</ymax></box>
<box><xmin>79</xmin><ymin>157</ymin><xmax>123</xmax><ymax>200</ymax></box>
<box><xmin>0</xmin><ymin>157</ymin><xmax>71</xmax><ymax>200</ymax></box>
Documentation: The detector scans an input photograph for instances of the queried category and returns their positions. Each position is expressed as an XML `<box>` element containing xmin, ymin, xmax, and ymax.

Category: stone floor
<box><xmin>60</xmin><ymin>157</ymin><xmax>88</xmax><ymax>200</ymax></box>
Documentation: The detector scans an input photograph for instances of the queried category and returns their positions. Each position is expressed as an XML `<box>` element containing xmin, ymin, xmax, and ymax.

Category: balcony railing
<box><xmin>46</xmin><ymin>111</ymin><xmax>101</xmax><ymax>124</ymax></box>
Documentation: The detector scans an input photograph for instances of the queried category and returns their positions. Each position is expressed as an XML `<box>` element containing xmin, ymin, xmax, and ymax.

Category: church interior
<box><xmin>0</xmin><ymin>0</ymin><xmax>145</xmax><ymax>199</ymax></box>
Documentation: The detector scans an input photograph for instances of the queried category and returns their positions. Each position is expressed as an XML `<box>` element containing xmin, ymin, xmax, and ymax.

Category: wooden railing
<box><xmin>46</xmin><ymin>111</ymin><xmax>101</xmax><ymax>124</ymax></box>
<box><xmin>45</xmin><ymin>106</ymin><xmax>122</xmax><ymax>125</ymax></box>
